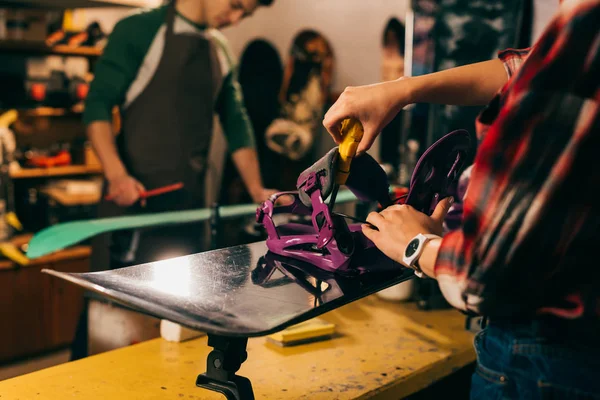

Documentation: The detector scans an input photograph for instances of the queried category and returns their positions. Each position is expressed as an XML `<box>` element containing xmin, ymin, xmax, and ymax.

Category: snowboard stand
<box><xmin>196</xmin><ymin>334</ymin><xmax>255</xmax><ymax>400</ymax></box>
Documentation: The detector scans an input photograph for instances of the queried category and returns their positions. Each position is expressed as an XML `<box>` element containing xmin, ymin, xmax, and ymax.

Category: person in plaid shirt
<box><xmin>324</xmin><ymin>0</ymin><xmax>599</xmax><ymax>398</ymax></box>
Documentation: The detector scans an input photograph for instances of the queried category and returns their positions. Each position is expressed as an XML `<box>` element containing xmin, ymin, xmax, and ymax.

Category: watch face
<box><xmin>405</xmin><ymin>238</ymin><xmax>420</xmax><ymax>258</ymax></box>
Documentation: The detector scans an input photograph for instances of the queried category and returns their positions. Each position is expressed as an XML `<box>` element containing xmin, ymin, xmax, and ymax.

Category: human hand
<box><xmin>323</xmin><ymin>77</ymin><xmax>412</xmax><ymax>154</ymax></box>
<box><xmin>250</xmin><ymin>187</ymin><xmax>279</xmax><ymax>204</ymax></box>
<box><xmin>107</xmin><ymin>174</ymin><xmax>146</xmax><ymax>207</ymax></box>
<box><xmin>362</xmin><ymin>197</ymin><xmax>453</xmax><ymax>266</ymax></box>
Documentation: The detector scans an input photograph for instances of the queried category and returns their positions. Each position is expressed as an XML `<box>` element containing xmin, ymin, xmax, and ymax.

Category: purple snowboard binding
<box><xmin>256</xmin><ymin>129</ymin><xmax>473</xmax><ymax>274</ymax></box>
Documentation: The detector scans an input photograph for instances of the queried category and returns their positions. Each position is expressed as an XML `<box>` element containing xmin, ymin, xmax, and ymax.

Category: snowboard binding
<box><xmin>256</xmin><ymin>129</ymin><xmax>474</xmax><ymax>275</ymax></box>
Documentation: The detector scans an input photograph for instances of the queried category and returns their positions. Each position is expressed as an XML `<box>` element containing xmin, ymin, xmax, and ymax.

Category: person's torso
<box><xmin>461</xmin><ymin>1</ymin><xmax>600</xmax><ymax>321</ymax></box>
<box><xmin>114</xmin><ymin>5</ymin><xmax>235</xmax><ymax>205</ymax></box>
<box><xmin>120</xmin><ymin>5</ymin><xmax>232</xmax><ymax>114</ymax></box>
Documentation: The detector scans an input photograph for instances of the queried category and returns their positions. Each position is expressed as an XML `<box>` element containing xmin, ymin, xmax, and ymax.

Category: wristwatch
<box><xmin>402</xmin><ymin>233</ymin><xmax>440</xmax><ymax>278</ymax></box>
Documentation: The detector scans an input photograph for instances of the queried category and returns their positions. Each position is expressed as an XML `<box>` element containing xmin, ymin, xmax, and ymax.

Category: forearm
<box><xmin>87</xmin><ymin>121</ymin><xmax>127</xmax><ymax>181</ymax></box>
<box><xmin>400</xmin><ymin>59</ymin><xmax>507</xmax><ymax>107</ymax></box>
<box><xmin>231</xmin><ymin>147</ymin><xmax>263</xmax><ymax>199</ymax></box>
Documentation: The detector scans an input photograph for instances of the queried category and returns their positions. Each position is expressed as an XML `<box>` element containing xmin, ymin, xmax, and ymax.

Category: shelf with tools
<box><xmin>0</xmin><ymin>0</ymin><xmax>151</xmax><ymax>9</ymax></box>
<box><xmin>9</xmin><ymin>105</ymin><xmax>84</xmax><ymax>117</ymax></box>
<box><xmin>0</xmin><ymin>39</ymin><xmax>103</xmax><ymax>58</ymax></box>
<box><xmin>10</xmin><ymin>165</ymin><xmax>103</xmax><ymax>179</ymax></box>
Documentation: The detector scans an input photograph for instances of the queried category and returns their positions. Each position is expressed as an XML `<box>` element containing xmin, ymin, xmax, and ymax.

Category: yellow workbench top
<box><xmin>0</xmin><ymin>295</ymin><xmax>475</xmax><ymax>400</ymax></box>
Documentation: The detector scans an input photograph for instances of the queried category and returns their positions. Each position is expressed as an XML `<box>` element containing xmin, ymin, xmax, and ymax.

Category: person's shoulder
<box><xmin>208</xmin><ymin>28</ymin><xmax>229</xmax><ymax>43</ymax></box>
<box><xmin>208</xmin><ymin>29</ymin><xmax>232</xmax><ymax>53</ymax></box>
<box><xmin>208</xmin><ymin>29</ymin><xmax>236</xmax><ymax>70</ymax></box>
<box><xmin>111</xmin><ymin>5</ymin><xmax>168</xmax><ymax>37</ymax></box>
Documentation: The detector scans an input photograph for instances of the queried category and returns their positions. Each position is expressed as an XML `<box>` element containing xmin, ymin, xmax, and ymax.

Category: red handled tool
<box><xmin>105</xmin><ymin>182</ymin><xmax>184</xmax><ymax>202</ymax></box>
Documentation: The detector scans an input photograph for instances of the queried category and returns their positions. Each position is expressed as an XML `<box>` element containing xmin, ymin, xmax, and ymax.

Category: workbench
<box><xmin>0</xmin><ymin>235</ymin><xmax>90</xmax><ymax>363</ymax></box>
<box><xmin>0</xmin><ymin>295</ymin><xmax>476</xmax><ymax>399</ymax></box>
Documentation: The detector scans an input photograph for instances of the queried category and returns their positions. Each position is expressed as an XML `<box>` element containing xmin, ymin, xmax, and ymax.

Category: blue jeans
<box><xmin>470</xmin><ymin>319</ymin><xmax>600</xmax><ymax>399</ymax></box>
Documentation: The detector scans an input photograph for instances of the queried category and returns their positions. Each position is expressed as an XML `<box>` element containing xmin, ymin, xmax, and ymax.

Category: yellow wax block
<box><xmin>267</xmin><ymin>318</ymin><xmax>335</xmax><ymax>347</ymax></box>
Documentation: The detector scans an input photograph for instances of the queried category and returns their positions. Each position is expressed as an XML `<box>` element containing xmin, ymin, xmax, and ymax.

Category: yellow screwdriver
<box><xmin>328</xmin><ymin>118</ymin><xmax>364</xmax><ymax>210</ymax></box>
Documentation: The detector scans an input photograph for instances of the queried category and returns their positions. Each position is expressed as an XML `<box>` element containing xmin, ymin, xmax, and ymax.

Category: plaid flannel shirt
<box><xmin>434</xmin><ymin>0</ymin><xmax>600</xmax><ymax>319</ymax></box>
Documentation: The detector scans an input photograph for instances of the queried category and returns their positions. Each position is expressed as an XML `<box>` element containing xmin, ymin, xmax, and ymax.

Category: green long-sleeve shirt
<box><xmin>83</xmin><ymin>5</ymin><xmax>255</xmax><ymax>153</ymax></box>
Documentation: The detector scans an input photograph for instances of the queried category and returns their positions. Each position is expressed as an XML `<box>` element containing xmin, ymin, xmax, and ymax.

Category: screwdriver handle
<box><xmin>335</xmin><ymin>118</ymin><xmax>364</xmax><ymax>185</ymax></box>
<box><xmin>104</xmin><ymin>182</ymin><xmax>184</xmax><ymax>201</ymax></box>
<box><xmin>139</xmin><ymin>182</ymin><xmax>184</xmax><ymax>199</ymax></box>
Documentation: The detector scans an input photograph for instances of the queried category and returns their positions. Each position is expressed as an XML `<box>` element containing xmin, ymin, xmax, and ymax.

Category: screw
<box><xmin>213</xmin><ymin>358</ymin><xmax>222</xmax><ymax>369</ymax></box>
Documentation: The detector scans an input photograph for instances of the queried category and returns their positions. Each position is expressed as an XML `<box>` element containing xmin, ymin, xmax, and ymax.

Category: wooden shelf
<box><xmin>10</xmin><ymin>165</ymin><xmax>103</xmax><ymax>179</ymax></box>
<box><xmin>0</xmin><ymin>40</ymin><xmax>102</xmax><ymax>58</ymax></box>
<box><xmin>0</xmin><ymin>0</ymin><xmax>155</xmax><ymax>8</ymax></box>
<box><xmin>50</xmin><ymin>44</ymin><xmax>103</xmax><ymax>57</ymax></box>
<box><xmin>14</xmin><ymin>106</ymin><xmax>84</xmax><ymax>117</ymax></box>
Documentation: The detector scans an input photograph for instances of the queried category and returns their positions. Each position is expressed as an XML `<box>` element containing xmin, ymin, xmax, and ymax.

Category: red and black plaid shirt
<box><xmin>435</xmin><ymin>0</ymin><xmax>600</xmax><ymax>320</ymax></box>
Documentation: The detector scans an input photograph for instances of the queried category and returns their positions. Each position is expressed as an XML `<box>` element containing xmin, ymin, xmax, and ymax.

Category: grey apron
<box><xmin>92</xmin><ymin>1</ymin><xmax>221</xmax><ymax>271</ymax></box>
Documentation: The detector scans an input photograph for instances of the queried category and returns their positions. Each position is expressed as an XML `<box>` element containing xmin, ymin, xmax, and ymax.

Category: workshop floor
<box><xmin>0</xmin><ymin>349</ymin><xmax>70</xmax><ymax>382</ymax></box>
